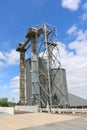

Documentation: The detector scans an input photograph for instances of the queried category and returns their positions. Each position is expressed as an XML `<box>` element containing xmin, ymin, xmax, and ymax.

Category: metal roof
<box><xmin>68</xmin><ymin>93</ymin><xmax>87</xmax><ymax>106</ymax></box>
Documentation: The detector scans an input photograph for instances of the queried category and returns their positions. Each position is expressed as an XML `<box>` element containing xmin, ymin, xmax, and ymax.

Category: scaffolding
<box><xmin>16</xmin><ymin>23</ymin><xmax>68</xmax><ymax>108</ymax></box>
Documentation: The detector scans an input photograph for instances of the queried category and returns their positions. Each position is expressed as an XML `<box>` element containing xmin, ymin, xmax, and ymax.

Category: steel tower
<box><xmin>16</xmin><ymin>23</ymin><xmax>68</xmax><ymax>107</ymax></box>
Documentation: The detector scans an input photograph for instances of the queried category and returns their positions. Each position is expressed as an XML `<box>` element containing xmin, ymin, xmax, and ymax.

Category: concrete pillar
<box><xmin>20</xmin><ymin>51</ymin><xmax>25</xmax><ymax>105</ymax></box>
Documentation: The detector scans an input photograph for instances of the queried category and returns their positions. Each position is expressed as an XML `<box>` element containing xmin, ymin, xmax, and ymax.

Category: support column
<box><xmin>44</xmin><ymin>24</ymin><xmax>52</xmax><ymax>109</ymax></box>
<box><xmin>31</xmin><ymin>35</ymin><xmax>40</xmax><ymax>106</ymax></box>
<box><xmin>20</xmin><ymin>51</ymin><xmax>25</xmax><ymax>105</ymax></box>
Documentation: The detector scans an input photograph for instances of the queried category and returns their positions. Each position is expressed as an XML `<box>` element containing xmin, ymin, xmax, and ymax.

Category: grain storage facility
<box><xmin>16</xmin><ymin>23</ymin><xmax>87</xmax><ymax>108</ymax></box>
<box><xmin>26</xmin><ymin>58</ymin><xmax>69</xmax><ymax>108</ymax></box>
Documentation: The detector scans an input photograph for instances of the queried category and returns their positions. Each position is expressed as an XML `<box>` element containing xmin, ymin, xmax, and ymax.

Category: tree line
<box><xmin>0</xmin><ymin>98</ymin><xmax>15</xmax><ymax>107</ymax></box>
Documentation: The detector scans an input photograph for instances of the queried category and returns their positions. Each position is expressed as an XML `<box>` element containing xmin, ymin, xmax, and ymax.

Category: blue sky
<box><xmin>0</xmin><ymin>0</ymin><xmax>87</xmax><ymax>102</ymax></box>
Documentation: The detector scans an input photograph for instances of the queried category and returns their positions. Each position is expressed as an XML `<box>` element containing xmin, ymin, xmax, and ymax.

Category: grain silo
<box><xmin>26</xmin><ymin>58</ymin><xmax>69</xmax><ymax>108</ymax></box>
<box><xmin>16</xmin><ymin>23</ymin><xmax>69</xmax><ymax>108</ymax></box>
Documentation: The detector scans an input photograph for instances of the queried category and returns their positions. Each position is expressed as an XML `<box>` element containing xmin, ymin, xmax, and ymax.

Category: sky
<box><xmin>0</xmin><ymin>0</ymin><xmax>87</xmax><ymax>102</ymax></box>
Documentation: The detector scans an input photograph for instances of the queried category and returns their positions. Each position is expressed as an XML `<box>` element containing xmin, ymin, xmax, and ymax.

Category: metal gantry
<box><xmin>16</xmin><ymin>23</ymin><xmax>68</xmax><ymax>108</ymax></box>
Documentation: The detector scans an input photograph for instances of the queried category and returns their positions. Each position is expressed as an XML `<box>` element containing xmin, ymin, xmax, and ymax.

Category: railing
<box><xmin>38</xmin><ymin>108</ymin><xmax>87</xmax><ymax>114</ymax></box>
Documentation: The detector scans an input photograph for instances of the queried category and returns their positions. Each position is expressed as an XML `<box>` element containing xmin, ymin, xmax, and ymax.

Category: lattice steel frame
<box><xmin>16</xmin><ymin>23</ymin><xmax>66</xmax><ymax>108</ymax></box>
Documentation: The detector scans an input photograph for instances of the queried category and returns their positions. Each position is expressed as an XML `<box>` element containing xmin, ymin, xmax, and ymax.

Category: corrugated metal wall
<box><xmin>51</xmin><ymin>68</ymin><xmax>69</xmax><ymax>107</ymax></box>
<box><xmin>26</xmin><ymin>59</ymin><xmax>32</xmax><ymax>105</ymax></box>
<box><xmin>26</xmin><ymin>58</ymin><xmax>69</xmax><ymax>107</ymax></box>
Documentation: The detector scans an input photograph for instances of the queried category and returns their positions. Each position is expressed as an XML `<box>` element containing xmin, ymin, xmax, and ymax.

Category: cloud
<box><xmin>76</xmin><ymin>30</ymin><xmax>87</xmax><ymax>41</ymax></box>
<box><xmin>80</xmin><ymin>13</ymin><xmax>87</xmax><ymax>21</ymax></box>
<box><xmin>5</xmin><ymin>49</ymin><xmax>20</xmax><ymax>65</ymax></box>
<box><xmin>0</xmin><ymin>52</ymin><xmax>6</xmax><ymax>60</ymax></box>
<box><xmin>0</xmin><ymin>82</ymin><xmax>19</xmax><ymax>102</ymax></box>
<box><xmin>0</xmin><ymin>85</ymin><xmax>7</xmax><ymax>90</ymax></box>
<box><xmin>61</xmin><ymin>0</ymin><xmax>81</xmax><ymax>11</ymax></box>
<box><xmin>66</xmin><ymin>25</ymin><xmax>77</xmax><ymax>35</ymax></box>
<box><xmin>69</xmin><ymin>40</ymin><xmax>87</xmax><ymax>56</ymax></box>
<box><xmin>0</xmin><ymin>61</ymin><xmax>4</xmax><ymax>66</ymax></box>
<box><xmin>67</xmin><ymin>25</ymin><xmax>87</xmax><ymax>41</ymax></box>
<box><xmin>12</xmin><ymin>89</ymin><xmax>19</xmax><ymax>93</ymax></box>
<box><xmin>59</xmin><ymin>26</ymin><xmax>87</xmax><ymax>99</ymax></box>
<box><xmin>82</xmin><ymin>2</ymin><xmax>87</xmax><ymax>12</ymax></box>
<box><xmin>0</xmin><ymin>52</ymin><xmax>6</xmax><ymax>66</ymax></box>
<box><xmin>80</xmin><ymin>2</ymin><xmax>87</xmax><ymax>21</ymax></box>
<box><xmin>0</xmin><ymin>49</ymin><xmax>19</xmax><ymax>66</ymax></box>
<box><xmin>10</xmin><ymin>76</ymin><xmax>19</xmax><ymax>88</ymax></box>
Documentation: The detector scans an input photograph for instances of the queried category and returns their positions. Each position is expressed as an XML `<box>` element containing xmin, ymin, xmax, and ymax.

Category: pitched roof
<box><xmin>69</xmin><ymin>93</ymin><xmax>87</xmax><ymax>106</ymax></box>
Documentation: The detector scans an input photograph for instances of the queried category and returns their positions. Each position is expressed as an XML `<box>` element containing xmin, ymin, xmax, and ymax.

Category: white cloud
<box><xmin>0</xmin><ymin>61</ymin><xmax>4</xmax><ymax>66</ymax></box>
<box><xmin>66</xmin><ymin>25</ymin><xmax>77</xmax><ymax>35</ymax></box>
<box><xmin>76</xmin><ymin>30</ymin><xmax>87</xmax><ymax>41</ymax></box>
<box><xmin>5</xmin><ymin>49</ymin><xmax>19</xmax><ymax>65</ymax></box>
<box><xmin>67</xmin><ymin>25</ymin><xmax>87</xmax><ymax>41</ymax></box>
<box><xmin>0</xmin><ymin>52</ymin><xmax>6</xmax><ymax>60</ymax></box>
<box><xmin>12</xmin><ymin>89</ymin><xmax>19</xmax><ymax>93</ymax></box>
<box><xmin>0</xmin><ymin>85</ymin><xmax>7</xmax><ymax>90</ymax></box>
<box><xmin>0</xmin><ymin>52</ymin><xmax>6</xmax><ymax>66</ymax></box>
<box><xmin>0</xmin><ymin>49</ymin><xmax>19</xmax><ymax>66</ymax></box>
<box><xmin>80</xmin><ymin>2</ymin><xmax>87</xmax><ymax>21</ymax></box>
<box><xmin>69</xmin><ymin>41</ymin><xmax>87</xmax><ymax>56</ymax></box>
<box><xmin>61</xmin><ymin>0</ymin><xmax>81</xmax><ymax>11</ymax></box>
<box><xmin>10</xmin><ymin>76</ymin><xmax>19</xmax><ymax>88</ymax></box>
<box><xmin>59</xmin><ymin>26</ymin><xmax>87</xmax><ymax>99</ymax></box>
<box><xmin>80</xmin><ymin>13</ymin><xmax>87</xmax><ymax>21</ymax></box>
